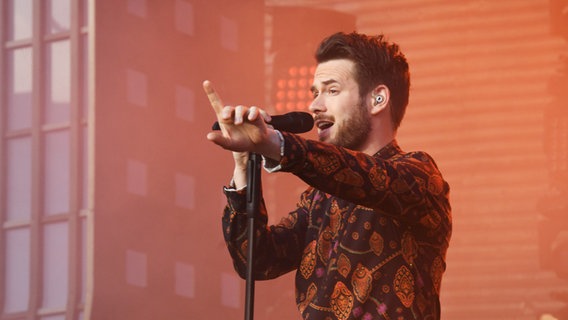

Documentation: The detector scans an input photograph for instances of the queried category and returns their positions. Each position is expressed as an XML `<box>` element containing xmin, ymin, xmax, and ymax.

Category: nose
<box><xmin>308</xmin><ymin>95</ymin><xmax>326</xmax><ymax>114</ymax></box>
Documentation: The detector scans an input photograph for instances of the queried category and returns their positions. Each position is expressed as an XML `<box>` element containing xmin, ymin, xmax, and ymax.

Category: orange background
<box><xmin>89</xmin><ymin>1</ymin><xmax>568</xmax><ymax>319</ymax></box>
<box><xmin>2</xmin><ymin>1</ymin><xmax>566</xmax><ymax>320</ymax></box>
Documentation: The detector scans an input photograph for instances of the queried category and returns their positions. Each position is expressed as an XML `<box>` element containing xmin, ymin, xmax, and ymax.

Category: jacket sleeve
<box><xmin>278</xmin><ymin>132</ymin><xmax>451</xmax><ymax>234</ymax></box>
<box><xmin>221</xmin><ymin>186</ymin><xmax>314</xmax><ymax>280</ymax></box>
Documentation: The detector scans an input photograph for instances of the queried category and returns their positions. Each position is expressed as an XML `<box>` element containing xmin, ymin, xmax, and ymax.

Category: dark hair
<box><xmin>315</xmin><ymin>32</ymin><xmax>410</xmax><ymax>129</ymax></box>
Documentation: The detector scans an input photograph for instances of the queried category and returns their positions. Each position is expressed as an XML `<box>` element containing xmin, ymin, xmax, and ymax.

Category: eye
<box><xmin>328</xmin><ymin>88</ymin><xmax>339</xmax><ymax>95</ymax></box>
<box><xmin>311</xmin><ymin>90</ymin><xmax>319</xmax><ymax>99</ymax></box>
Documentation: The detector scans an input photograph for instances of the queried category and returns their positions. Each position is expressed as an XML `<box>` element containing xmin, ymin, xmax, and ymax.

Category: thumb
<box><xmin>207</xmin><ymin>131</ymin><xmax>233</xmax><ymax>149</ymax></box>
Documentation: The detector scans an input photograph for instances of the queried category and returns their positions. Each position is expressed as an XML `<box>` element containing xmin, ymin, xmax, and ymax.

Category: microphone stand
<box><xmin>245</xmin><ymin>152</ymin><xmax>262</xmax><ymax>320</ymax></box>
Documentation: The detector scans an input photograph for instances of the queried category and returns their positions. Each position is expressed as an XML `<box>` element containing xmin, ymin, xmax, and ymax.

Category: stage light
<box><xmin>266</xmin><ymin>6</ymin><xmax>355</xmax><ymax>113</ymax></box>
<box><xmin>272</xmin><ymin>61</ymin><xmax>315</xmax><ymax>112</ymax></box>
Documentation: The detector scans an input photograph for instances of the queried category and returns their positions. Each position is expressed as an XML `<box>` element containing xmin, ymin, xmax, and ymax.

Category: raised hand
<box><xmin>203</xmin><ymin>80</ymin><xmax>282</xmax><ymax>162</ymax></box>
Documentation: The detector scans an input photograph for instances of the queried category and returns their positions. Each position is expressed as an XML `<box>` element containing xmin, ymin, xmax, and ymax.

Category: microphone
<box><xmin>212</xmin><ymin>111</ymin><xmax>314</xmax><ymax>134</ymax></box>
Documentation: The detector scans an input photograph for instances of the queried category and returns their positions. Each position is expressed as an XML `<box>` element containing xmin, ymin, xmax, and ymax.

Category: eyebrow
<box><xmin>310</xmin><ymin>79</ymin><xmax>339</xmax><ymax>92</ymax></box>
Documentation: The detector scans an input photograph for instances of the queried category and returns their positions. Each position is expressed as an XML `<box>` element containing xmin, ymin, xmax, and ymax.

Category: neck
<box><xmin>360</xmin><ymin>132</ymin><xmax>396</xmax><ymax>155</ymax></box>
<box><xmin>360</xmin><ymin>117</ymin><xmax>396</xmax><ymax>155</ymax></box>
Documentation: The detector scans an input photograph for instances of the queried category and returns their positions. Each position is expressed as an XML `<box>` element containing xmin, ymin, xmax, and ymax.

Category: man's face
<box><xmin>309</xmin><ymin>59</ymin><xmax>371</xmax><ymax>150</ymax></box>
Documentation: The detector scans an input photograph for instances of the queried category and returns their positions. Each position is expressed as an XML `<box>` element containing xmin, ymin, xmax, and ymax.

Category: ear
<box><xmin>370</xmin><ymin>85</ymin><xmax>390</xmax><ymax>115</ymax></box>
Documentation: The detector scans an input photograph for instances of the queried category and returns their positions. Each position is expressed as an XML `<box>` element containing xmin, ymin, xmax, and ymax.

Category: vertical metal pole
<box><xmin>245</xmin><ymin>152</ymin><xmax>262</xmax><ymax>320</ymax></box>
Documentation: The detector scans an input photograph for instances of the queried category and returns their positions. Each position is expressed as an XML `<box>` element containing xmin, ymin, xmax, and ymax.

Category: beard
<box><xmin>323</xmin><ymin>99</ymin><xmax>371</xmax><ymax>151</ymax></box>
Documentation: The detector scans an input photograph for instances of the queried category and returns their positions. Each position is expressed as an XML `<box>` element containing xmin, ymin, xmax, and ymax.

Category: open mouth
<box><xmin>316</xmin><ymin>120</ymin><xmax>334</xmax><ymax>130</ymax></box>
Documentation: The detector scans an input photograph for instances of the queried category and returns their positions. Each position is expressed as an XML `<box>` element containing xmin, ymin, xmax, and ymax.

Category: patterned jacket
<box><xmin>222</xmin><ymin>132</ymin><xmax>452</xmax><ymax>320</ymax></box>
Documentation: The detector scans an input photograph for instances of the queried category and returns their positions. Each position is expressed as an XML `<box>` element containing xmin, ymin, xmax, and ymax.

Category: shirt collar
<box><xmin>374</xmin><ymin>139</ymin><xmax>402</xmax><ymax>159</ymax></box>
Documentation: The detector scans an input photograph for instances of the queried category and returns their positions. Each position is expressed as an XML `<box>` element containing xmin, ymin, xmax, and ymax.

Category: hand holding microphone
<box><xmin>203</xmin><ymin>80</ymin><xmax>313</xmax><ymax>160</ymax></box>
<box><xmin>211</xmin><ymin>111</ymin><xmax>314</xmax><ymax>134</ymax></box>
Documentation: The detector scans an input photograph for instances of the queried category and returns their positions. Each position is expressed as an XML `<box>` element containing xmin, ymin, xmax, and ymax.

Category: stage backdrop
<box><xmin>1</xmin><ymin>1</ymin><xmax>567</xmax><ymax>320</ymax></box>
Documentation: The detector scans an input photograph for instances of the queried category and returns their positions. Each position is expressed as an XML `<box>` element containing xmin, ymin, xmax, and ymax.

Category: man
<box><xmin>205</xmin><ymin>32</ymin><xmax>452</xmax><ymax>320</ymax></box>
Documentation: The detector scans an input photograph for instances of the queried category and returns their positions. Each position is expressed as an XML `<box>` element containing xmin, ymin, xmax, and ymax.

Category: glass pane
<box><xmin>6</xmin><ymin>137</ymin><xmax>32</xmax><ymax>221</ymax></box>
<box><xmin>7</xmin><ymin>47</ymin><xmax>33</xmax><ymax>131</ymax></box>
<box><xmin>4</xmin><ymin>228</ymin><xmax>31</xmax><ymax>313</ymax></box>
<box><xmin>42</xmin><ymin>222</ymin><xmax>69</xmax><ymax>309</ymax></box>
<box><xmin>46</xmin><ymin>0</ymin><xmax>71</xmax><ymax>34</ymax></box>
<box><xmin>45</xmin><ymin>40</ymin><xmax>71</xmax><ymax>124</ymax></box>
<box><xmin>7</xmin><ymin>0</ymin><xmax>33</xmax><ymax>40</ymax></box>
<box><xmin>44</xmin><ymin>130</ymin><xmax>70</xmax><ymax>216</ymax></box>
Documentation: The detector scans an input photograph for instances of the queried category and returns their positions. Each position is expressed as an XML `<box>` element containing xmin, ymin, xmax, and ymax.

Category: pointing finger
<box><xmin>203</xmin><ymin>80</ymin><xmax>224</xmax><ymax>114</ymax></box>
<box><xmin>204</xmin><ymin>80</ymin><xmax>230</xmax><ymax>136</ymax></box>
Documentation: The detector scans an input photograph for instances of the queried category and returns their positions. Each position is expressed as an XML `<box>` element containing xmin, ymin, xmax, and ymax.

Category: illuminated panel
<box><xmin>267</xmin><ymin>6</ymin><xmax>355</xmax><ymax>113</ymax></box>
<box><xmin>273</xmin><ymin>65</ymin><xmax>315</xmax><ymax>113</ymax></box>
